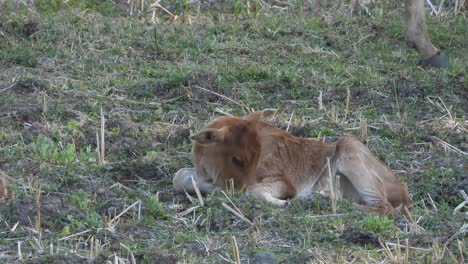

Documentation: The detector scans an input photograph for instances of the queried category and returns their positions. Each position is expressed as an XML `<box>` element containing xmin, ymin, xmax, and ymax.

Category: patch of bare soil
<box><xmin>183</xmin><ymin>71</ymin><xmax>220</xmax><ymax>102</ymax></box>
<box><xmin>6</xmin><ymin>195</ymin><xmax>83</xmax><ymax>231</ymax></box>
<box><xmin>22</xmin><ymin>254</ymin><xmax>90</xmax><ymax>264</ymax></box>
<box><xmin>251</xmin><ymin>252</ymin><xmax>278</xmax><ymax>264</ymax></box>
<box><xmin>11</xmin><ymin>79</ymin><xmax>47</xmax><ymax>95</ymax></box>
<box><xmin>282</xmin><ymin>250</ymin><xmax>338</xmax><ymax>264</ymax></box>
<box><xmin>134</xmin><ymin>252</ymin><xmax>178</xmax><ymax>263</ymax></box>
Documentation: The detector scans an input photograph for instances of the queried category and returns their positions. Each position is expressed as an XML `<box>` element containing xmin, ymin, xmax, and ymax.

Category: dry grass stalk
<box><xmin>326</xmin><ymin>157</ymin><xmax>338</xmax><ymax>214</ymax></box>
<box><xmin>393</xmin><ymin>81</ymin><xmax>401</xmax><ymax>119</ymax></box>
<box><xmin>190</xmin><ymin>175</ymin><xmax>204</xmax><ymax>206</ymax></box>
<box><xmin>286</xmin><ymin>111</ymin><xmax>294</xmax><ymax>132</ymax></box>
<box><xmin>58</xmin><ymin>229</ymin><xmax>91</xmax><ymax>241</ymax></box>
<box><xmin>120</xmin><ymin>242</ymin><xmax>137</xmax><ymax>264</ymax></box>
<box><xmin>330</xmin><ymin>105</ymin><xmax>339</xmax><ymax>123</ymax></box>
<box><xmin>221</xmin><ymin>191</ymin><xmax>253</xmax><ymax>226</ymax></box>
<box><xmin>192</xmin><ymin>85</ymin><xmax>250</xmax><ymax>112</ymax></box>
<box><xmin>445</xmin><ymin>223</ymin><xmax>468</xmax><ymax>245</ymax></box>
<box><xmin>426</xmin><ymin>0</ymin><xmax>439</xmax><ymax>15</ymax></box>
<box><xmin>178</xmin><ymin>205</ymin><xmax>201</xmax><ymax>217</ymax></box>
<box><xmin>214</xmin><ymin>108</ymin><xmax>234</xmax><ymax>116</ymax></box>
<box><xmin>454</xmin><ymin>0</ymin><xmax>467</xmax><ymax>12</ymax></box>
<box><xmin>0</xmin><ymin>172</ymin><xmax>14</xmax><ymax>203</ymax></box>
<box><xmin>360</xmin><ymin>118</ymin><xmax>368</xmax><ymax>143</ymax></box>
<box><xmin>427</xmin><ymin>193</ymin><xmax>438</xmax><ymax>211</ymax></box>
<box><xmin>49</xmin><ymin>242</ymin><xmax>53</xmax><ymax>256</ymax></box>
<box><xmin>432</xmin><ymin>136</ymin><xmax>468</xmax><ymax>156</ymax></box>
<box><xmin>96</xmin><ymin>107</ymin><xmax>106</xmax><ymax>166</ymax></box>
<box><xmin>34</xmin><ymin>183</ymin><xmax>42</xmax><ymax>236</ymax></box>
<box><xmin>318</xmin><ymin>91</ymin><xmax>323</xmax><ymax>110</ymax></box>
<box><xmin>17</xmin><ymin>241</ymin><xmax>23</xmax><ymax>261</ymax></box>
<box><xmin>457</xmin><ymin>240</ymin><xmax>465</xmax><ymax>263</ymax></box>
<box><xmin>152</xmin><ymin>3</ymin><xmax>178</xmax><ymax>19</ymax></box>
<box><xmin>96</xmin><ymin>132</ymin><xmax>102</xmax><ymax>166</ymax></box>
<box><xmin>343</xmin><ymin>87</ymin><xmax>350</xmax><ymax>122</ymax></box>
<box><xmin>221</xmin><ymin>202</ymin><xmax>253</xmax><ymax>226</ymax></box>
<box><xmin>42</xmin><ymin>92</ymin><xmax>48</xmax><ymax>115</ymax></box>
<box><xmin>453</xmin><ymin>190</ymin><xmax>468</xmax><ymax>214</ymax></box>
<box><xmin>109</xmin><ymin>200</ymin><xmax>142</xmax><ymax>225</ymax></box>
<box><xmin>5</xmin><ymin>221</ymin><xmax>20</xmax><ymax>232</ymax></box>
<box><xmin>100</xmin><ymin>106</ymin><xmax>105</xmax><ymax>161</ymax></box>
<box><xmin>227</xmin><ymin>178</ymin><xmax>235</xmax><ymax>195</ymax></box>
<box><xmin>403</xmin><ymin>206</ymin><xmax>425</xmax><ymax>234</ymax></box>
<box><xmin>379</xmin><ymin>238</ymin><xmax>410</xmax><ymax>264</ymax></box>
<box><xmin>231</xmin><ymin>236</ymin><xmax>240</xmax><ymax>264</ymax></box>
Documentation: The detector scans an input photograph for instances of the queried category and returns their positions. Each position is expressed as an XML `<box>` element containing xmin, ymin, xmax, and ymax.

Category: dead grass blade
<box><xmin>221</xmin><ymin>201</ymin><xmax>253</xmax><ymax>226</ymax></box>
<box><xmin>445</xmin><ymin>223</ymin><xmax>468</xmax><ymax>246</ymax></box>
<box><xmin>343</xmin><ymin>87</ymin><xmax>350</xmax><ymax>122</ymax></box>
<box><xmin>177</xmin><ymin>205</ymin><xmax>201</xmax><ymax>217</ymax></box>
<box><xmin>191</xmin><ymin>175</ymin><xmax>204</xmax><ymax>207</ymax></box>
<box><xmin>326</xmin><ymin>157</ymin><xmax>339</xmax><ymax>214</ymax></box>
<box><xmin>192</xmin><ymin>85</ymin><xmax>249</xmax><ymax>113</ymax></box>
<box><xmin>58</xmin><ymin>229</ymin><xmax>92</xmax><ymax>241</ymax></box>
<box><xmin>286</xmin><ymin>111</ymin><xmax>294</xmax><ymax>133</ymax></box>
<box><xmin>453</xmin><ymin>190</ymin><xmax>468</xmax><ymax>214</ymax></box>
<box><xmin>109</xmin><ymin>200</ymin><xmax>142</xmax><ymax>225</ymax></box>
<box><xmin>432</xmin><ymin>136</ymin><xmax>468</xmax><ymax>156</ymax></box>
<box><xmin>100</xmin><ymin>106</ymin><xmax>105</xmax><ymax>164</ymax></box>
<box><xmin>231</xmin><ymin>236</ymin><xmax>240</xmax><ymax>264</ymax></box>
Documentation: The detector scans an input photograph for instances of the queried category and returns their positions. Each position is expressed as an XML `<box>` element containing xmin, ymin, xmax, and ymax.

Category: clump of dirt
<box><xmin>341</xmin><ymin>227</ymin><xmax>380</xmax><ymax>247</ymax></box>
<box><xmin>10</xmin><ymin>106</ymin><xmax>43</xmax><ymax>123</ymax></box>
<box><xmin>11</xmin><ymin>79</ymin><xmax>47</xmax><ymax>95</ymax></box>
<box><xmin>21</xmin><ymin>122</ymin><xmax>54</xmax><ymax>142</ymax></box>
<box><xmin>22</xmin><ymin>21</ymin><xmax>39</xmax><ymax>38</ymax></box>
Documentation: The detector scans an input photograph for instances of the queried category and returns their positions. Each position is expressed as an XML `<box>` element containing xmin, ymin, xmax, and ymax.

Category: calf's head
<box><xmin>190</xmin><ymin>115</ymin><xmax>263</xmax><ymax>190</ymax></box>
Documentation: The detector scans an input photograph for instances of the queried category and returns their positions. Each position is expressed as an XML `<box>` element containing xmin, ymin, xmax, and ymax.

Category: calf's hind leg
<box><xmin>335</xmin><ymin>138</ymin><xmax>409</xmax><ymax>215</ymax></box>
<box><xmin>247</xmin><ymin>178</ymin><xmax>295</xmax><ymax>206</ymax></box>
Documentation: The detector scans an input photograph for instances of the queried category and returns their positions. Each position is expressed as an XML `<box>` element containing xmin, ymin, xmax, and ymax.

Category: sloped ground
<box><xmin>0</xmin><ymin>1</ymin><xmax>466</xmax><ymax>263</ymax></box>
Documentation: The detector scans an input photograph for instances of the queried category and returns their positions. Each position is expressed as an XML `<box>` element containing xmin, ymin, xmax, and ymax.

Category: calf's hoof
<box><xmin>420</xmin><ymin>52</ymin><xmax>450</xmax><ymax>68</ymax></box>
<box><xmin>173</xmin><ymin>168</ymin><xmax>196</xmax><ymax>193</ymax></box>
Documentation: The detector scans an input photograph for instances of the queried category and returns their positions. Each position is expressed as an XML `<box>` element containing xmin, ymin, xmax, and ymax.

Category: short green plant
<box><xmin>145</xmin><ymin>150</ymin><xmax>158</xmax><ymax>159</ymax></box>
<box><xmin>146</xmin><ymin>196</ymin><xmax>169</xmax><ymax>220</ymax></box>
<box><xmin>360</xmin><ymin>214</ymin><xmax>394</xmax><ymax>236</ymax></box>
<box><xmin>28</xmin><ymin>135</ymin><xmax>76</xmax><ymax>165</ymax></box>
<box><xmin>66</xmin><ymin>119</ymin><xmax>79</xmax><ymax>132</ymax></box>
<box><xmin>70</xmin><ymin>191</ymin><xmax>91</xmax><ymax>211</ymax></box>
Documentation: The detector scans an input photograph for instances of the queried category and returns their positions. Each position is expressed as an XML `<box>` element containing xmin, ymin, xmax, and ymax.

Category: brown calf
<box><xmin>174</xmin><ymin>110</ymin><xmax>412</xmax><ymax>215</ymax></box>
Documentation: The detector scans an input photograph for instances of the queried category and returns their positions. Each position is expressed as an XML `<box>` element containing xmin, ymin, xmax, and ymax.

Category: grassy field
<box><xmin>0</xmin><ymin>0</ymin><xmax>467</xmax><ymax>263</ymax></box>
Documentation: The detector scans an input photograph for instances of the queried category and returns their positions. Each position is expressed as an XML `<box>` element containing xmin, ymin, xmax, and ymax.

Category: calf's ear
<box><xmin>190</xmin><ymin>128</ymin><xmax>226</xmax><ymax>144</ymax></box>
<box><xmin>244</xmin><ymin>109</ymin><xmax>276</xmax><ymax>121</ymax></box>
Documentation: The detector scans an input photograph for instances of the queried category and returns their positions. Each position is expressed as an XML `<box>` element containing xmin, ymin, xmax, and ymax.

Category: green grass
<box><xmin>0</xmin><ymin>1</ymin><xmax>466</xmax><ymax>263</ymax></box>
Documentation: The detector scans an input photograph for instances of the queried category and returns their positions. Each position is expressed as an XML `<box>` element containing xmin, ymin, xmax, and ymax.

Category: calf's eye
<box><xmin>232</xmin><ymin>156</ymin><xmax>245</xmax><ymax>168</ymax></box>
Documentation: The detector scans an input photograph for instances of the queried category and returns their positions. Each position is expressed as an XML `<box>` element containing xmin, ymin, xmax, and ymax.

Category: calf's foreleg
<box><xmin>173</xmin><ymin>168</ymin><xmax>216</xmax><ymax>194</ymax></box>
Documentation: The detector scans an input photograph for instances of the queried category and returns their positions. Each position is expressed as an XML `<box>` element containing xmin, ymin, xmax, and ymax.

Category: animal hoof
<box><xmin>420</xmin><ymin>52</ymin><xmax>450</xmax><ymax>68</ymax></box>
<box><xmin>173</xmin><ymin>168</ymin><xmax>196</xmax><ymax>193</ymax></box>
